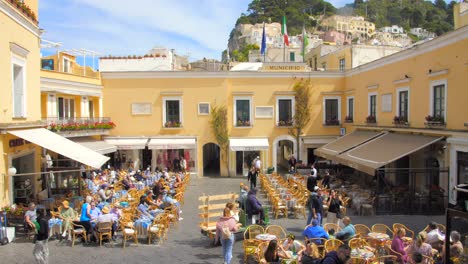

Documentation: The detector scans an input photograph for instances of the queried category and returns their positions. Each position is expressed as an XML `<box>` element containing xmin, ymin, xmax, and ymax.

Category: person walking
<box><xmin>307</xmin><ymin>186</ymin><xmax>323</xmax><ymax>226</ymax></box>
<box><xmin>33</xmin><ymin>209</ymin><xmax>49</xmax><ymax>264</ymax></box>
<box><xmin>216</xmin><ymin>207</ymin><xmax>241</xmax><ymax>264</ymax></box>
<box><xmin>248</xmin><ymin>167</ymin><xmax>257</xmax><ymax>190</ymax></box>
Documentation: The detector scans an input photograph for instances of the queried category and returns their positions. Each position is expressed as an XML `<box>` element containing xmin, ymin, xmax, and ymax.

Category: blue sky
<box><xmin>39</xmin><ymin>0</ymin><xmax>452</xmax><ymax>65</ymax></box>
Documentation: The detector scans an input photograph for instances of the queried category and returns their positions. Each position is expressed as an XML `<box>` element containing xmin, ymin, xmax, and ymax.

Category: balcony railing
<box><xmin>41</xmin><ymin>60</ymin><xmax>100</xmax><ymax>79</ymax></box>
<box><xmin>43</xmin><ymin>117</ymin><xmax>115</xmax><ymax>132</ymax></box>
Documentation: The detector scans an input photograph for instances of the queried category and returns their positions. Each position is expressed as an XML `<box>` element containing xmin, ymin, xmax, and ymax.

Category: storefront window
<box><xmin>457</xmin><ymin>152</ymin><xmax>468</xmax><ymax>185</ymax></box>
<box><xmin>154</xmin><ymin>148</ymin><xmax>196</xmax><ymax>172</ymax></box>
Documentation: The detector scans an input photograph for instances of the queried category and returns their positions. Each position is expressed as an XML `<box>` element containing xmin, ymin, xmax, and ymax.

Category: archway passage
<box><xmin>203</xmin><ymin>143</ymin><xmax>220</xmax><ymax>176</ymax></box>
<box><xmin>276</xmin><ymin>139</ymin><xmax>294</xmax><ymax>174</ymax></box>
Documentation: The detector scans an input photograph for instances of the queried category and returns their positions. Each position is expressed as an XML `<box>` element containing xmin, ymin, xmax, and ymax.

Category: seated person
<box><xmin>264</xmin><ymin>239</ymin><xmax>291</xmax><ymax>263</ymax></box>
<box><xmin>59</xmin><ymin>200</ymin><xmax>76</xmax><ymax>239</ymax></box>
<box><xmin>24</xmin><ymin>202</ymin><xmax>38</xmax><ymax>231</ymax></box>
<box><xmin>392</xmin><ymin>227</ymin><xmax>409</xmax><ymax>263</ymax></box>
<box><xmin>300</xmin><ymin>240</ymin><xmax>321</xmax><ymax>264</ymax></box>
<box><xmin>328</xmin><ymin>228</ymin><xmax>336</xmax><ymax>239</ymax></box>
<box><xmin>246</xmin><ymin>189</ymin><xmax>265</xmax><ymax>224</ymax></box>
<box><xmin>303</xmin><ymin>219</ymin><xmax>329</xmax><ymax>242</ymax></box>
<box><xmin>96</xmin><ymin>206</ymin><xmax>116</xmax><ymax>240</ymax></box>
<box><xmin>110</xmin><ymin>202</ymin><xmax>122</xmax><ymax>223</ymax></box>
<box><xmin>335</xmin><ymin>217</ymin><xmax>355</xmax><ymax>241</ymax></box>
<box><xmin>89</xmin><ymin>201</ymin><xmax>102</xmax><ymax>228</ymax></box>
<box><xmin>238</xmin><ymin>185</ymin><xmax>249</xmax><ymax>210</ymax></box>
<box><xmin>137</xmin><ymin>197</ymin><xmax>163</xmax><ymax>220</ymax></box>
<box><xmin>425</xmin><ymin>221</ymin><xmax>445</xmax><ymax>250</ymax></box>
<box><xmin>98</xmin><ymin>184</ymin><xmax>114</xmax><ymax>203</ymax></box>
<box><xmin>283</xmin><ymin>233</ymin><xmax>306</xmax><ymax>256</ymax></box>
<box><xmin>412</xmin><ymin>252</ymin><xmax>423</xmax><ymax>264</ymax></box>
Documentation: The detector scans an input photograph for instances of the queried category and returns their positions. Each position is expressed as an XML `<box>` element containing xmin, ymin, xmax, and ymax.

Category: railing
<box><xmin>43</xmin><ymin>117</ymin><xmax>114</xmax><ymax>132</ymax></box>
<box><xmin>41</xmin><ymin>61</ymin><xmax>100</xmax><ymax>79</ymax></box>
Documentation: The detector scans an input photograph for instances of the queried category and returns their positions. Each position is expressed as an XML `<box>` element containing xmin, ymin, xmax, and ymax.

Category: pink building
<box><xmin>320</xmin><ymin>30</ymin><xmax>351</xmax><ymax>45</ymax></box>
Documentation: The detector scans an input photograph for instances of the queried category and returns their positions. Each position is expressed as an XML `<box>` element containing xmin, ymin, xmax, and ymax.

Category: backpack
<box><xmin>221</xmin><ymin>223</ymin><xmax>231</xmax><ymax>239</ymax></box>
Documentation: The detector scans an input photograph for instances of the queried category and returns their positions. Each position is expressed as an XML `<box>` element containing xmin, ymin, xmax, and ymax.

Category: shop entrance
<box><xmin>12</xmin><ymin>152</ymin><xmax>35</xmax><ymax>204</ymax></box>
<box><xmin>203</xmin><ymin>143</ymin><xmax>220</xmax><ymax>176</ymax></box>
<box><xmin>142</xmin><ymin>147</ymin><xmax>152</xmax><ymax>171</ymax></box>
<box><xmin>276</xmin><ymin>140</ymin><xmax>294</xmax><ymax>174</ymax></box>
<box><xmin>236</xmin><ymin>151</ymin><xmax>259</xmax><ymax>176</ymax></box>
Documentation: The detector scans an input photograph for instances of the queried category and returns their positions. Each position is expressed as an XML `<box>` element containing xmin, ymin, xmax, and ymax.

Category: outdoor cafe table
<box><xmin>256</xmin><ymin>233</ymin><xmax>277</xmax><ymax>241</ymax></box>
<box><xmin>134</xmin><ymin>218</ymin><xmax>152</xmax><ymax>237</ymax></box>
<box><xmin>367</xmin><ymin>232</ymin><xmax>390</xmax><ymax>256</ymax></box>
<box><xmin>351</xmin><ymin>247</ymin><xmax>375</xmax><ymax>262</ymax></box>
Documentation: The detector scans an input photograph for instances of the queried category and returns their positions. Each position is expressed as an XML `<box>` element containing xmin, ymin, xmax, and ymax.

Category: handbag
<box><xmin>221</xmin><ymin>223</ymin><xmax>231</xmax><ymax>239</ymax></box>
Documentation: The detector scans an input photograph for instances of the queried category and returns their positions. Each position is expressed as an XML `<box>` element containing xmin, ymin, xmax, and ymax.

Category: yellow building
<box><xmin>454</xmin><ymin>1</ymin><xmax>468</xmax><ymax>30</ymax></box>
<box><xmin>321</xmin><ymin>15</ymin><xmax>375</xmax><ymax>39</ymax></box>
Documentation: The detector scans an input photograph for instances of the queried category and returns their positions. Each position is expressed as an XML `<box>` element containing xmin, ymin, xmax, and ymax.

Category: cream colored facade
<box><xmin>321</xmin><ymin>15</ymin><xmax>375</xmax><ymax>39</ymax></box>
<box><xmin>454</xmin><ymin>1</ymin><xmax>468</xmax><ymax>30</ymax></box>
<box><xmin>0</xmin><ymin>0</ymin><xmax>41</xmax><ymax>207</ymax></box>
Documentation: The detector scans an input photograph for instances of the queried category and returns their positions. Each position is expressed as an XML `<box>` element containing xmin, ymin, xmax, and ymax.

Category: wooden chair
<box><xmin>354</xmin><ymin>224</ymin><xmax>371</xmax><ymax>238</ymax></box>
<box><xmin>265</xmin><ymin>225</ymin><xmax>286</xmax><ymax>239</ymax></box>
<box><xmin>325</xmin><ymin>239</ymin><xmax>344</xmax><ymax>253</ymax></box>
<box><xmin>349</xmin><ymin>238</ymin><xmax>365</xmax><ymax>249</ymax></box>
<box><xmin>324</xmin><ymin>223</ymin><xmax>341</xmax><ymax>233</ymax></box>
<box><xmin>384</xmin><ymin>243</ymin><xmax>404</xmax><ymax>263</ymax></box>
<box><xmin>392</xmin><ymin>223</ymin><xmax>415</xmax><ymax>239</ymax></box>
<box><xmin>70</xmin><ymin>222</ymin><xmax>87</xmax><ymax>247</ymax></box>
<box><xmin>436</xmin><ymin>224</ymin><xmax>446</xmax><ymax>234</ymax></box>
<box><xmin>256</xmin><ymin>241</ymin><xmax>269</xmax><ymax>263</ymax></box>
<box><xmin>422</xmin><ymin>255</ymin><xmax>435</xmax><ymax>264</ymax></box>
<box><xmin>372</xmin><ymin>224</ymin><xmax>394</xmax><ymax>237</ymax></box>
<box><xmin>96</xmin><ymin>221</ymin><xmax>113</xmax><ymax>247</ymax></box>
<box><xmin>292</xmin><ymin>198</ymin><xmax>307</xmax><ymax>219</ymax></box>
<box><xmin>120</xmin><ymin>220</ymin><xmax>138</xmax><ymax>248</ymax></box>
<box><xmin>350</xmin><ymin>257</ymin><xmax>367</xmax><ymax>264</ymax></box>
<box><xmin>272</xmin><ymin>197</ymin><xmax>288</xmax><ymax>219</ymax></box>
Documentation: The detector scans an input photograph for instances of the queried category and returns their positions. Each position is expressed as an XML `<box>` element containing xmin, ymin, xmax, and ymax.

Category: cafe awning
<box><xmin>71</xmin><ymin>137</ymin><xmax>117</xmax><ymax>154</ymax></box>
<box><xmin>148</xmin><ymin>138</ymin><xmax>196</xmax><ymax>150</ymax></box>
<box><xmin>314</xmin><ymin>130</ymin><xmax>385</xmax><ymax>160</ymax></box>
<box><xmin>335</xmin><ymin>133</ymin><xmax>444</xmax><ymax>175</ymax></box>
<box><xmin>104</xmin><ymin>137</ymin><xmax>148</xmax><ymax>150</ymax></box>
<box><xmin>8</xmin><ymin>128</ymin><xmax>109</xmax><ymax>168</ymax></box>
<box><xmin>229</xmin><ymin>138</ymin><xmax>269</xmax><ymax>151</ymax></box>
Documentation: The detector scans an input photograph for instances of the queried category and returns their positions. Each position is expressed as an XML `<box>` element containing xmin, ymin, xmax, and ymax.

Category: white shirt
<box><xmin>426</xmin><ymin>229</ymin><xmax>444</xmax><ymax>244</ymax></box>
<box><xmin>310</xmin><ymin>168</ymin><xmax>317</xmax><ymax>177</ymax></box>
<box><xmin>255</xmin><ymin>159</ymin><xmax>261</xmax><ymax>169</ymax></box>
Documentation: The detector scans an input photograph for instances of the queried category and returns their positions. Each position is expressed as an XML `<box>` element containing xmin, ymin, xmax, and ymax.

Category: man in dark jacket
<box><xmin>307</xmin><ymin>187</ymin><xmax>323</xmax><ymax>225</ymax></box>
<box><xmin>246</xmin><ymin>189</ymin><xmax>264</xmax><ymax>224</ymax></box>
<box><xmin>321</xmin><ymin>244</ymin><xmax>351</xmax><ymax>264</ymax></box>
<box><xmin>33</xmin><ymin>209</ymin><xmax>49</xmax><ymax>264</ymax></box>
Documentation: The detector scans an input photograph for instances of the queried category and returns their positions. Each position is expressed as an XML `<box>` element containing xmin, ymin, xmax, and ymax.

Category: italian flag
<box><xmin>282</xmin><ymin>15</ymin><xmax>289</xmax><ymax>46</ymax></box>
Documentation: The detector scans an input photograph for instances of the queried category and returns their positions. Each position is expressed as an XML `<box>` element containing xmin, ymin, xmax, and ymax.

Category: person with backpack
<box><xmin>33</xmin><ymin>209</ymin><xmax>49</xmax><ymax>264</ymax></box>
<box><xmin>216</xmin><ymin>207</ymin><xmax>241</xmax><ymax>264</ymax></box>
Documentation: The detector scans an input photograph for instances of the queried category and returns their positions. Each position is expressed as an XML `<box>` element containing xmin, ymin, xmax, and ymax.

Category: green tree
<box><xmin>210</xmin><ymin>104</ymin><xmax>229</xmax><ymax>176</ymax></box>
<box><xmin>289</xmin><ymin>79</ymin><xmax>311</xmax><ymax>161</ymax></box>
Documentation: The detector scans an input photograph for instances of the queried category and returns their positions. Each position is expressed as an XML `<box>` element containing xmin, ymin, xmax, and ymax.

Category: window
<box><xmin>12</xmin><ymin>55</ymin><xmax>26</xmax><ymax>118</ymax></box>
<box><xmin>323</xmin><ymin>97</ymin><xmax>341</xmax><ymax>126</ymax></box>
<box><xmin>368</xmin><ymin>93</ymin><xmax>377</xmax><ymax>123</ymax></box>
<box><xmin>322</xmin><ymin>63</ymin><xmax>327</xmax><ymax>71</ymax></box>
<box><xmin>234</xmin><ymin>97</ymin><xmax>252</xmax><ymax>127</ymax></box>
<box><xmin>433</xmin><ymin>84</ymin><xmax>445</xmax><ymax>119</ymax></box>
<box><xmin>276</xmin><ymin>96</ymin><xmax>294</xmax><ymax>126</ymax></box>
<box><xmin>198</xmin><ymin>103</ymin><xmax>210</xmax><ymax>115</ymax></box>
<box><xmin>63</xmin><ymin>57</ymin><xmax>72</xmax><ymax>73</ymax></box>
<box><xmin>58</xmin><ymin>97</ymin><xmax>75</xmax><ymax>120</ymax></box>
<box><xmin>163</xmin><ymin>97</ymin><xmax>182</xmax><ymax>127</ymax></box>
<box><xmin>289</xmin><ymin>52</ymin><xmax>295</xmax><ymax>62</ymax></box>
<box><xmin>339</xmin><ymin>58</ymin><xmax>345</xmax><ymax>72</ymax></box>
<box><xmin>346</xmin><ymin>97</ymin><xmax>354</xmax><ymax>122</ymax></box>
<box><xmin>396</xmin><ymin>88</ymin><xmax>409</xmax><ymax>122</ymax></box>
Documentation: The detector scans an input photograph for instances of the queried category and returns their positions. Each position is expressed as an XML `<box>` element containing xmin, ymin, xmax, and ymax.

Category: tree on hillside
<box><xmin>289</xmin><ymin>79</ymin><xmax>311</xmax><ymax>162</ymax></box>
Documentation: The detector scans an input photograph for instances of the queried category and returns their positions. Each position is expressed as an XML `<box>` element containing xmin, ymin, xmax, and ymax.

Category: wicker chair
<box><xmin>70</xmin><ymin>222</ymin><xmax>87</xmax><ymax>247</ymax></box>
<box><xmin>384</xmin><ymin>243</ymin><xmax>404</xmax><ymax>263</ymax></box>
<box><xmin>96</xmin><ymin>221</ymin><xmax>113</xmax><ymax>247</ymax></box>
<box><xmin>375</xmin><ymin>255</ymin><xmax>397</xmax><ymax>264</ymax></box>
<box><xmin>354</xmin><ymin>224</ymin><xmax>371</xmax><ymax>238</ymax></box>
<box><xmin>324</xmin><ymin>223</ymin><xmax>341</xmax><ymax>233</ymax></box>
<box><xmin>306</xmin><ymin>238</ymin><xmax>327</xmax><ymax>257</ymax></box>
<box><xmin>350</xmin><ymin>257</ymin><xmax>367</xmax><ymax>264</ymax></box>
<box><xmin>372</xmin><ymin>224</ymin><xmax>394</xmax><ymax>238</ymax></box>
<box><xmin>392</xmin><ymin>223</ymin><xmax>415</xmax><ymax>240</ymax></box>
<box><xmin>120</xmin><ymin>220</ymin><xmax>138</xmax><ymax>248</ymax></box>
<box><xmin>148</xmin><ymin>213</ymin><xmax>168</xmax><ymax>245</ymax></box>
<box><xmin>256</xmin><ymin>241</ymin><xmax>269</xmax><ymax>263</ymax></box>
<box><xmin>265</xmin><ymin>225</ymin><xmax>287</xmax><ymax>240</ymax></box>
<box><xmin>293</xmin><ymin>198</ymin><xmax>307</xmax><ymax>219</ymax></box>
<box><xmin>325</xmin><ymin>239</ymin><xmax>344</xmax><ymax>253</ymax></box>
<box><xmin>243</xmin><ymin>225</ymin><xmax>264</xmax><ymax>262</ymax></box>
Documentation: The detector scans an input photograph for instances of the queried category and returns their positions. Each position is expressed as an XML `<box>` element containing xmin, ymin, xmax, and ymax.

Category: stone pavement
<box><xmin>0</xmin><ymin>176</ymin><xmax>444</xmax><ymax>264</ymax></box>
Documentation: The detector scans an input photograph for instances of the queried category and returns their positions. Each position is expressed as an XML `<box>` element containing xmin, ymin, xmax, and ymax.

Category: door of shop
<box><xmin>236</xmin><ymin>151</ymin><xmax>259</xmax><ymax>176</ymax></box>
<box><xmin>12</xmin><ymin>152</ymin><xmax>35</xmax><ymax>204</ymax></box>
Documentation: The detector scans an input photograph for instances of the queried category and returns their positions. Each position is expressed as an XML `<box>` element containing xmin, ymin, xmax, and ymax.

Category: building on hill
<box><xmin>372</xmin><ymin>31</ymin><xmax>412</xmax><ymax>47</ymax></box>
<box><xmin>305</xmin><ymin>44</ymin><xmax>401</xmax><ymax>72</ymax></box>
<box><xmin>320</xmin><ymin>30</ymin><xmax>351</xmax><ymax>45</ymax></box>
<box><xmin>409</xmin><ymin>28</ymin><xmax>436</xmax><ymax>40</ymax></box>
<box><xmin>321</xmin><ymin>15</ymin><xmax>375</xmax><ymax>40</ymax></box>
<box><xmin>99</xmin><ymin>47</ymin><xmax>189</xmax><ymax>72</ymax></box>
<box><xmin>380</xmin><ymin>25</ymin><xmax>404</xmax><ymax>34</ymax></box>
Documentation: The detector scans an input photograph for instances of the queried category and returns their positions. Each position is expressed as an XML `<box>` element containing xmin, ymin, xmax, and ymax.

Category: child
<box><xmin>328</xmin><ymin>228</ymin><xmax>336</xmax><ymax>239</ymax></box>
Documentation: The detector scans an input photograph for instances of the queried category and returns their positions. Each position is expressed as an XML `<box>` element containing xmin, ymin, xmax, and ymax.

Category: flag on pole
<box><xmin>301</xmin><ymin>25</ymin><xmax>309</xmax><ymax>57</ymax></box>
<box><xmin>282</xmin><ymin>15</ymin><xmax>289</xmax><ymax>46</ymax></box>
<box><xmin>260</xmin><ymin>22</ymin><xmax>266</xmax><ymax>56</ymax></box>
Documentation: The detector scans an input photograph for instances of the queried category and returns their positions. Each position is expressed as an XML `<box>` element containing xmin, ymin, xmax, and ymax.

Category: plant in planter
<box><xmin>325</xmin><ymin>118</ymin><xmax>340</xmax><ymax>126</ymax></box>
<box><xmin>344</xmin><ymin>115</ymin><xmax>353</xmax><ymax>123</ymax></box>
<box><xmin>236</xmin><ymin>120</ymin><xmax>251</xmax><ymax>127</ymax></box>
<box><xmin>366</xmin><ymin>115</ymin><xmax>377</xmax><ymax>124</ymax></box>
<box><xmin>393</xmin><ymin>116</ymin><xmax>408</xmax><ymax>125</ymax></box>
<box><xmin>165</xmin><ymin>121</ymin><xmax>181</xmax><ymax>128</ymax></box>
<box><xmin>278</xmin><ymin>119</ymin><xmax>293</xmax><ymax>127</ymax></box>
<box><xmin>425</xmin><ymin>115</ymin><xmax>445</xmax><ymax>126</ymax></box>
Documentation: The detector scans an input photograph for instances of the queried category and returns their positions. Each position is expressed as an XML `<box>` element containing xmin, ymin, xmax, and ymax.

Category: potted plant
<box><xmin>236</xmin><ymin>120</ymin><xmax>250</xmax><ymax>127</ymax></box>
<box><xmin>344</xmin><ymin>116</ymin><xmax>353</xmax><ymax>123</ymax></box>
<box><xmin>325</xmin><ymin>118</ymin><xmax>340</xmax><ymax>126</ymax></box>
<box><xmin>278</xmin><ymin>119</ymin><xmax>293</xmax><ymax>127</ymax></box>
<box><xmin>366</xmin><ymin>115</ymin><xmax>377</xmax><ymax>124</ymax></box>
<box><xmin>425</xmin><ymin>115</ymin><xmax>445</xmax><ymax>127</ymax></box>
<box><xmin>393</xmin><ymin>116</ymin><xmax>409</xmax><ymax>126</ymax></box>
<box><xmin>165</xmin><ymin>121</ymin><xmax>181</xmax><ymax>128</ymax></box>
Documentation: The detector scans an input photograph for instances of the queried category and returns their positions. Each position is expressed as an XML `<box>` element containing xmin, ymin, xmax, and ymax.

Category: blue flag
<box><xmin>260</xmin><ymin>22</ymin><xmax>266</xmax><ymax>56</ymax></box>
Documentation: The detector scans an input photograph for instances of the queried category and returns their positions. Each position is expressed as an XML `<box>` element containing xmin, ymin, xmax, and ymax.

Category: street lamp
<box><xmin>8</xmin><ymin>167</ymin><xmax>17</xmax><ymax>176</ymax></box>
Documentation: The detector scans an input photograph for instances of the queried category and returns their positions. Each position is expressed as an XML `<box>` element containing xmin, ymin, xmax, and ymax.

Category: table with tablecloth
<box><xmin>255</xmin><ymin>233</ymin><xmax>277</xmax><ymax>241</ymax></box>
<box><xmin>351</xmin><ymin>247</ymin><xmax>375</xmax><ymax>262</ymax></box>
<box><xmin>134</xmin><ymin>218</ymin><xmax>152</xmax><ymax>237</ymax></box>
<box><xmin>48</xmin><ymin>218</ymin><xmax>63</xmax><ymax>237</ymax></box>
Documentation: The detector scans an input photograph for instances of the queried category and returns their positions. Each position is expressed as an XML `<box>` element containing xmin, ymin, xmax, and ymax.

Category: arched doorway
<box><xmin>272</xmin><ymin>135</ymin><xmax>297</xmax><ymax>174</ymax></box>
<box><xmin>203</xmin><ymin>143</ymin><xmax>220</xmax><ymax>176</ymax></box>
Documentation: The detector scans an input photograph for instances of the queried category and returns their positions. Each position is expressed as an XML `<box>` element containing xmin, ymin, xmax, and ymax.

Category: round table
<box><xmin>351</xmin><ymin>247</ymin><xmax>375</xmax><ymax>260</ymax></box>
<box><xmin>367</xmin><ymin>232</ymin><xmax>390</xmax><ymax>241</ymax></box>
<box><xmin>255</xmin><ymin>233</ymin><xmax>277</xmax><ymax>241</ymax></box>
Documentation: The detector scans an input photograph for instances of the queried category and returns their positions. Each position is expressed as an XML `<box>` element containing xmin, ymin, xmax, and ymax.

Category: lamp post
<box><xmin>8</xmin><ymin>167</ymin><xmax>17</xmax><ymax>176</ymax></box>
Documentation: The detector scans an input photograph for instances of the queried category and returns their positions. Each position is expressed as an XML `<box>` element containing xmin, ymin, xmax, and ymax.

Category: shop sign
<box><xmin>261</xmin><ymin>64</ymin><xmax>306</xmax><ymax>72</ymax></box>
<box><xmin>9</xmin><ymin>138</ymin><xmax>30</xmax><ymax>148</ymax></box>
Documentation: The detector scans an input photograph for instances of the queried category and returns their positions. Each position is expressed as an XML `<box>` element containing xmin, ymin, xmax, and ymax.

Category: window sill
<box><xmin>276</xmin><ymin>125</ymin><xmax>293</xmax><ymax>128</ymax></box>
<box><xmin>234</xmin><ymin>126</ymin><xmax>253</xmax><ymax>129</ymax></box>
<box><xmin>323</xmin><ymin>124</ymin><xmax>341</xmax><ymax>127</ymax></box>
<box><xmin>163</xmin><ymin>126</ymin><xmax>183</xmax><ymax>129</ymax></box>
<box><xmin>12</xmin><ymin>117</ymin><xmax>27</xmax><ymax>120</ymax></box>
<box><xmin>344</xmin><ymin>120</ymin><xmax>353</xmax><ymax>123</ymax></box>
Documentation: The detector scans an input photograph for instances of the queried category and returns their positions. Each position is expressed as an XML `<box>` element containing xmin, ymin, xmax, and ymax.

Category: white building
<box><xmin>410</xmin><ymin>28</ymin><xmax>436</xmax><ymax>39</ymax></box>
<box><xmin>380</xmin><ymin>25</ymin><xmax>405</xmax><ymax>34</ymax></box>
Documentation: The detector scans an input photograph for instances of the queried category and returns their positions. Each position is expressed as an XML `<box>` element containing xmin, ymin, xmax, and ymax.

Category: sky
<box><xmin>38</xmin><ymin>0</ymin><xmax>453</xmax><ymax>66</ymax></box>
